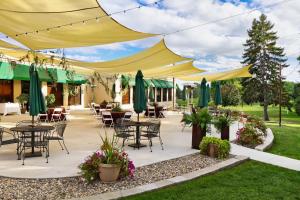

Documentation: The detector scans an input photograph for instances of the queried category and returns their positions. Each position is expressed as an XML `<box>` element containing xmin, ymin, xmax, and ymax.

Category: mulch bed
<box><xmin>0</xmin><ymin>153</ymin><xmax>220</xmax><ymax>200</ymax></box>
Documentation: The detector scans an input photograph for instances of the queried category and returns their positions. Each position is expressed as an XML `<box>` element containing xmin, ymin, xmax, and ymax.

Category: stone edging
<box><xmin>255</xmin><ymin>128</ymin><xmax>274</xmax><ymax>151</ymax></box>
<box><xmin>73</xmin><ymin>155</ymin><xmax>249</xmax><ymax>200</ymax></box>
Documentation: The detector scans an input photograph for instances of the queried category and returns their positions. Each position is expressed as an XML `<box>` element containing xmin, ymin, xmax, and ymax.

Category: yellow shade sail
<box><xmin>142</xmin><ymin>61</ymin><xmax>205</xmax><ymax>78</ymax></box>
<box><xmin>179</xmin><ymin>65</ymin><xmax>252</xmax><ymax>81</ymax></box>
<box><xmin>0</xmin><ymin>48</ymin><xmax>94</xmax><ymax>75</ymax></box>
<box><xmin>68</xmin><ymin>39</ymin><xmax>191</xmax><ymax>73</ymax></box>
<box><xmin>0</xmin><ymin>0</ymin><xmax>156</xmax><ymax>50</ymax></box>
<box><xmin>0</xmin><ymin>40</ymin><xmax>21</xmax><ymax>49</ymax></box>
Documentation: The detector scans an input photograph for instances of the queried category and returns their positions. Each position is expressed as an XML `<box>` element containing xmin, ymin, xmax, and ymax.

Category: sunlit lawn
<box><xmin>123</xmin><ymin>161</ymin><xmax>300</xmax><ymax>200</ymax></box>
<box><xmin>228</xmin><ymin>104</ymin><xmax>300</xmax><ymax>160</ymax></box>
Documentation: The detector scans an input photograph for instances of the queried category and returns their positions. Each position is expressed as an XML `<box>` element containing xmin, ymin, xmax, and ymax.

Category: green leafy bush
<box><xmin>16</xmin><ymin>93</ymin><xmax>29</xmax><ymax>108</ymax></box>
<box><xmin>111</xmin><ymin>105</ymin><xmax>123</xmax><ymax>112</ymax></box>
<box><xmin>199</xmin><ymin>137</ymin><xmax>230</xmax><ymax>159</ymax></box>
<box><xmin>181</xmin><ymin>109</ymin><xmax>212</xmax><ymax>130</ymax></box>
<box><xmin>213</xmin><ymin>114</ymin><xmax>233</xmax><ymax>133</ymax></box>
<box><xmin>45</xmin><ymin>94</ymin><xmax>55</xmax><ymax>107</ymax></box>
<box><xmin>221</xmin><ymin>84</ymin><xmax>241</xmax><ymax>107</ymax></box>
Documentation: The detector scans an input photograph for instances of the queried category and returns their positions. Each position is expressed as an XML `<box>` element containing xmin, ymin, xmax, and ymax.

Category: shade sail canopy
<box><xmin>0</xmin><ymin>40</ymin><xmax>20</xmax><ymax>49</ymax></box>
<box><xmin>68</xmin><ymin>40</ymin><xmax>191</xmax><ymax>73</ymax></box>
<box><xmin>0</xmin><ymin>48</ymin><xmax>94</xmax><ymax>75</ymax></box>
<box><xmin>0</xmin><ymin>0</ymin><xmax>156</xmax><ymax>50</ymax></box>
<box><xmin>179</xmin><ymin>65</ymin><xmax>252</xmax><ymax>81</ymax></box>
<box><xmin>142</xmin><ymin>61</ymin><xmax>204</xmax><ymax>78</ymax></box>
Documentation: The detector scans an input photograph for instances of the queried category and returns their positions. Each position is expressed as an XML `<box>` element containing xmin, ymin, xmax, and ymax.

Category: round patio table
<box><xmin>123</xmin><ymin>121</ymin><xmax>154</xmax><ymax>149</ymax></box>
<box><xmin>10</xmin><ymin>125</ymin><xmax>54</xmax><ymax>158</ymax></box>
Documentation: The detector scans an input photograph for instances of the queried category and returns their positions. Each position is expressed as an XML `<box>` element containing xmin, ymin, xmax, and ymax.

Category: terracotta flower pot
<box><xmin>98</xmin><ymin>164</ymin><xmax>121</xmax><ymax>183</ymax></box>
<box><xmin>221</xmin><ymin>126</ymin><xmax>230</xmax><ymax>140</ymax></box>
<box><xmin>192</xmin><ymin>125</ymin><xmax>206</xmax><ymax>149</ymax></box>
<box><xmin>207</xmin><ymin>143</ymin><xmax>218</xmax><ymax>158</ymax></box>
<box><xmin>21</xmin><ymin>107</ymin><xmax>26</xmax><ymax>114</ymax></box>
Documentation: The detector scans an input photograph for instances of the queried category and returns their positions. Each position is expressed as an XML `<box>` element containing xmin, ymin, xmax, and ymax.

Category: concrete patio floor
<box><xmin>0</xmin><ymin>110</ymin><xmax>241</xmax><ymax>179</ymax></box>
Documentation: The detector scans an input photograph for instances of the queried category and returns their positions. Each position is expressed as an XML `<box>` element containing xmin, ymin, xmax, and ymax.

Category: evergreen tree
<box><xmin>241</xmin><ymin>14</ymin><xmax>288</xmax><ymax>121</ymax></box>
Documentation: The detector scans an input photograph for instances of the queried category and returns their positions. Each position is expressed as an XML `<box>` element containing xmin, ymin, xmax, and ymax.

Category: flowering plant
<box><xmin>79</xmin><ymin>134</ymin><xmax>135</xmax><ymax>183</ymax></box>
<box><xmin>236</xmin><ymin>123</ymin><xmax>263</xmax><ymax>147</ymax></box>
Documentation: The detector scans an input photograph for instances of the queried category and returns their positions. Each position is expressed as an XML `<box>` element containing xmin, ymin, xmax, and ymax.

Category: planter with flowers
<box><xmin>213</xmin><ymin>112</ymin><xmax>234</xmax><ymax>141</ymax></box>
<box><xmin>79</xmin><ymin>134</ymin><xmax>135</xmax><ymax>183</ymax></box>
<box><xmin>236</xmin><ymin>123</ymin><xmax>263</xmax><ymax>148</ymax></box>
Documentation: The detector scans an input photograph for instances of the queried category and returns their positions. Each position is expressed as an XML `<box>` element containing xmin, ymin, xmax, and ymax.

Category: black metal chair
<box><xmin>141</xmin><ymin>119</ymin><xmax>164</xmax><ymax>152</ymax></box>
<box><xmin>0</xmin><ymin>126</ymin><xmax>19</xmax><ymax>148</ymax></box>
<box><xmin>114</xmin><ymin>119</ymin><xmax>135</xmax><ymax>147</ymax></box>
<box><xmin>45</xmin><ymin>122</ymin><xmax>69</xmax><ymax>155</ymax></box>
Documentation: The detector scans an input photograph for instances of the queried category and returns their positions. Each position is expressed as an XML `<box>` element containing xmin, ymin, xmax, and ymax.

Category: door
<box><xmin>47</xmin><ymin>83</ymin><xmax>63</xmax><ymax>106</ymax></box>
<box><xmin>0</xmin><ymin>80</ymin><xmax>13</xmax><ymax>103</ymax></box>
<box><xmin>68</xmin><ymin>84</ymin><xmax>81</xmax><ymax>105</ymax></box>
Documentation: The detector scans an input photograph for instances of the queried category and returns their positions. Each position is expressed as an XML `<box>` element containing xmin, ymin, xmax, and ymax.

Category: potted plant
<box><xmin>100</xmin><ymin>100</ymin><xmax>108</xmax><ymax>109</ymax></box>
<box><xmin>45</xmin><ymin>94</ymin><xmax>56</xmax><ymax>108</ymax></box>
<box><xmin>79</xmin><ymin>134</ymin><xmax>135</xmax><ymax>183</ymax></box>
<box><xmin>213</xmin><ymin>112</ymin><xmax>234</xmax><ymax>140</ymax></box>
<box><xmin>200</xmin><ymin>136</ymin><xmax>230</xmax><ymax>159</ymax></box>
<box><xmin>16</xmin><ymin>93</ymin><xmax>29</xmax><ymax>114</ymax></box>
<box><xmin>182</xmin><ymin>108</ymin><xmax>212</xmax><ymax>149</ymax></box>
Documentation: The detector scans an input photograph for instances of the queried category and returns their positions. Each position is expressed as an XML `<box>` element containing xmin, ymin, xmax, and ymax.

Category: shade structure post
<box><xmin>172</xmin><ymin>77</ymin><xmax>175</xmax><ymax>110</ymax></box>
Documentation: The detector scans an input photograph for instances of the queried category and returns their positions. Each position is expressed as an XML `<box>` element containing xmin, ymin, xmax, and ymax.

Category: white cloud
<box><xmin>67</xmin><ymin>0</ymin><xmax>300</xmax><ymax>81</ymax></box>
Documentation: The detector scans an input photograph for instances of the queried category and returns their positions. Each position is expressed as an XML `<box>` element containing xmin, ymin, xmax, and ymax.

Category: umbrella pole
<box><xmin>32</xmin><ymin>116</ymin><xmax>34</xmax><ymax>126</ymax></box>
<box><xmin>137</xmin><ymin>113</ymin><xmax>140</xmax><ymax>122</ymax></box>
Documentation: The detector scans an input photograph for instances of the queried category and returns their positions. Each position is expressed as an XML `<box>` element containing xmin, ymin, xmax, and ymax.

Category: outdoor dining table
<box><xmin>10</xmin><ymin>125</ymin><xmax>54</xmax><ymax>158</ymax></box>
<box><xmin>123</xmin><ymin>121</ymin><xmax>154</xmax><ymax>149</ymax></box>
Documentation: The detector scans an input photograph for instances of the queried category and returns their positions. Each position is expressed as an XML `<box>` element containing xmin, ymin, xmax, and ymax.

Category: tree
<box><xmin>221</xmin><ymin>84</ymin><xmax>241</xmax><ymax>107</ymax></box>
<box><xmin>241</xmin><ymin>14</ymin><xmax>288</xmax><ymax>121</ymax></box>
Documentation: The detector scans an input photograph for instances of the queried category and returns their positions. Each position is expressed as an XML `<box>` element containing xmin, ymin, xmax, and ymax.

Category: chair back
<box><xmin>53</xmin><ymin>108</ymin><xmax>63</xmax><ymax>114</ymax></box>
<box><xmin>55</xmin><ymin>122</ymin><xmax>67</xmax><ymax>137</ymax></box>
<box><xmin>102</xmin><ymin>111</ymin><xmax>113</xmax><ymax>120</ymax></box>
<box><xmin>123</xmin><ymin>112</ymin><xmax>132</xmax><ymax>121</ymax></box>
<box><xmin>148</xmin><ymin>119</ymin><xmax>161</xmax><ymax>135</ymax></box>
<box><xmin>106</xmin><ymin>104</ymin><xmax>112</xmax><ymax>109</ymax></box>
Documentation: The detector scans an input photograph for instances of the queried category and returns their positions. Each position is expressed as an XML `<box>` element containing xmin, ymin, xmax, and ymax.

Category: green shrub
<box><xmin>199</xmin><ymin>137</ymin><xmax>230</xmax><ymax>159</ymax></box>
<box><xmin>45</xmin><ymin>94</ymin><xmax>56</xmax><ymax>107</ymax></box>
<box><xmin>111</xmin><ymin>105</ymin><xmax>122</xmax><ymax>112</ymax></box>
<box><xmin>213</xmin><ymin>114</ymin><xmax>233</xmax><ymax>133</ymax></box>
<box><xmin>221</xmin><ymin>84</ymin><xmax>241</xmax><ymax>106</ymax></box>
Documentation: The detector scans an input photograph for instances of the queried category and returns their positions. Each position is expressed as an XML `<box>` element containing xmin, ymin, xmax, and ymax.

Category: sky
<box><xmin>1</xmin><ymin>0</ymin><xmax>300</xmax><ymax>82</ymax></box>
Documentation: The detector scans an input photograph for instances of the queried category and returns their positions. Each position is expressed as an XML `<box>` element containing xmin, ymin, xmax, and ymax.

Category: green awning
<box><xmin>144</xmin><ymin>79</ymin><xmax>153</xmax><ymax>88</ymax></box>
<box><xmin>68</xmin><ymin>74</ymin><xmax>87</xmax><ymax>84</ymax></box>
<box><xmin>13</xmin><ymin>64</ymin><xmax>30</xmax><ymax>80</ymax></box>
<box><xmin>165</xmin><ymin>81</ymin><xmax>173</xmax><ymax>88</ymax></box>
<box><xmin>158</xmin><ymin>80</ymin><xmax>168</xmax><ymax>88</ymax></box>
<box><xmin>151</xmin><ymin>79</ymin><xmax>163</xmax><ymax>88</ymax></box>
<box><xmin>0</xmin><ymin>62</ymin><xmax>13</xmax><ymax>79</ymax></box>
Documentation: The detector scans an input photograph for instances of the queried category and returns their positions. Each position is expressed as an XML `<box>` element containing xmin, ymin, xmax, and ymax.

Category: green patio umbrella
<box><xmin>206</xmin><ymin>84</ymin><xmax>211</xmax><ymax>102</ymax></box>
<box><xmin>29</xmin><ymin>64</ymin><xmax>46</xmax><ymax>124</ymax></box>
<box><xmin>215</xmin><ymin>81</ymin><xmax>222</xmax><ymax>106</ymax></box>
<box><xmin>133</xmin><ymin>70</ymin><xmax>146</xmax><ymax>121</ymax></box>
<box><xmin>198</xmin><ymin>78</ymin><xmax>208</xmax><ymax>108</ymax></box>
<box><xmin>182</xmin><ymin>86</ymin><xmax>186</xmax><ymax>101</ymax></box>
<box><xmin>149</xmin><ymin>87</ymin><xmax>155</xmax><ymax>102</ymax></box>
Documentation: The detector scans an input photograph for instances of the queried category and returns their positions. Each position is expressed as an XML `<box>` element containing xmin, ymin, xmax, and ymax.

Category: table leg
<box><xmin>128</xmin><ymin>125</ymin><xmax>146</xmax><ymax>149</ymax></box>
<box><xmin>25</xmin><ymin>132</ymin><xmax>42</xmax><ymax>157</ymax></box>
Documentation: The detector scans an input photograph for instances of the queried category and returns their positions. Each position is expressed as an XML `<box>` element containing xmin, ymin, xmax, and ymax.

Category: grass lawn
<box><xmin>228</xmin><ymin>104</ymin><xmax>300</xmax><ymax>160</ymax></box>
<box><xmin>123</xmin><ymin>161</ymin><xmax>300</xmax><ymax>200</ymax></box>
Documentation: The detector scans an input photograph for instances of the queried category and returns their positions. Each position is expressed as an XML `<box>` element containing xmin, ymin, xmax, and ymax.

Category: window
<box><xmin>21</xmin><ymin>80</ymin><xmax>30</xmax><ymax>94</ymax></box>
<box><xmin>163</xmin><ymin>88</ymin><xmax>167</xmax><ymax>101</ymax></box>
<box><xmin>122</xmin><ymin>88</ymin><xmax>130</xmax><ymax>104</ymax></box>
<box><xmin>156</xmin><ymin>88</ymin><xmax>161</xmax><ymax>102</ymax></box>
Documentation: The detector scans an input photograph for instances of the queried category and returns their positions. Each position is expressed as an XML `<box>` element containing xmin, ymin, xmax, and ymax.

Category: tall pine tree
<box><xmin>241</xmin><ymin>14</ymin><xmax>288</xmax><ymax>121</ymax></box>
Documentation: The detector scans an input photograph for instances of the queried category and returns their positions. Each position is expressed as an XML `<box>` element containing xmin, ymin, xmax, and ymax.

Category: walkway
<box><xmin>231</xmin><ymin>143</ymin><xmax>300</xmax><ymax>171</ymax></box>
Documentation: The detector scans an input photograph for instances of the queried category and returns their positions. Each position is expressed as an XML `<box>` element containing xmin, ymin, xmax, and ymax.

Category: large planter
<box><xmin>192</xmin><ymin>125</ymin><xmax>206</xmax><ymax>149</ymax></box>
<box><xmin>20</xmin><ymin>107</ymin><xmax>26</xmax><ymax>114</ymax></box>
<box><xmin>207</xmin><ymin>143</ymin><xmax>218</xmax><ymax>158</ymax></box>
<box><xmin>98</xmin><ymin>164</ymin><xmax>121</xmax><ymax>183</ymax></box>
<box><xmin>221</xmin><ymin>126</ymin><xmax>230</xmax><ymax>140</ymax></box>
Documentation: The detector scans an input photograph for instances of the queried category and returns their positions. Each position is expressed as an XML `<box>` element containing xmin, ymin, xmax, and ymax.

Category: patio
<box><xmin>0</xmin><ymin>110</ymin><xmax>237</xmax><ymax>179</ymax></box>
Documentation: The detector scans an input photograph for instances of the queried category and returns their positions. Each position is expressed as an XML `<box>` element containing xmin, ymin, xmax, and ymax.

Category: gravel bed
<box><xmin>0</xmin><ymin>153</ymin><xmax>220</xmax><ymax>200</ymax></box>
